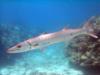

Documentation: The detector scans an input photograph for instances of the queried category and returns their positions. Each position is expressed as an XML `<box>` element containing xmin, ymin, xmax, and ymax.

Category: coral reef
<box><xmin>66</xmin><ymin>16</ymin><xmax>100</xmax><ymax>67</ymax></box>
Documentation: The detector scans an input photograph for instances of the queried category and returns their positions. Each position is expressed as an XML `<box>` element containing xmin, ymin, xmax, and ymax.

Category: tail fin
<box><xmin>83</xmin><ymin>16</ymin><xmax>96</xmax><ymax>32</ymax></box>
<box><xmin>83</xmin><ymin>16</ymin><xmax>98</xmax><ymax>38</ymax></box>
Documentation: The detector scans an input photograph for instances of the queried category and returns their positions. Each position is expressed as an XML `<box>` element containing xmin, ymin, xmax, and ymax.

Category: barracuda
<box><xmin>7</xmin><ymin>16</ymin><xmax>98</xmax><ymax>53</ymax></box>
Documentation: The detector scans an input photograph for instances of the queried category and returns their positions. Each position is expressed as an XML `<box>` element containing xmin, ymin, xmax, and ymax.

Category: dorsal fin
<box><xmin>62</xmin><ymin>27</ymin><xmax>68</xmax><ymax>31</ymax></box>
<box><xmin>83</xmin><ymin>16</ymin><xmax>96</xmax><ymax>29</ymax></box>
<box><xmin>82</xmin><ymin>16</ymin><xmax>96</xmax><ymax>33</ymax></box>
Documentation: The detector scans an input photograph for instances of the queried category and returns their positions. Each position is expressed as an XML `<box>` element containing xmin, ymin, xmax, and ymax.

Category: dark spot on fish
<box><xmin>33</xmin><ymin>43</ymin><xmax>39</xmax><ymax>46</ymax></box>
<box><xmin>17</xmin><ymin>45</ymin><xmax>22</xmax><ymax>48</ymax></box>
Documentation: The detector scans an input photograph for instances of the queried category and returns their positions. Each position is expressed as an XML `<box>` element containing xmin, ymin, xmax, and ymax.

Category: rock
<box><xmin>66</xmin><ymin>16</ymin><xmax>100</xmax><ymax>67</ymax></box>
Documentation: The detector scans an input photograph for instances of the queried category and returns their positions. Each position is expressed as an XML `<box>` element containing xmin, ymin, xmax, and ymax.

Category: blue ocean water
<box><xmin>0</xmin><ymin>0</ymin><xmax>100</xmax><ymax>75</ymax></box>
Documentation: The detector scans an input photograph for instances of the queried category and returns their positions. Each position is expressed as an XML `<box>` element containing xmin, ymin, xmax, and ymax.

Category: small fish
<box><xmin>7</xmin><ymin>17</ymin><xmax>98</xmax><ymax>53</ymax></box>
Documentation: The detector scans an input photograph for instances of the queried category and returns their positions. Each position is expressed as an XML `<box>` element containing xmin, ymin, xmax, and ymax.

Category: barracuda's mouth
<box><xmin>7</xmin><ymin>47</ymin><xmax>17</xmax><ymax>53</ymax></box>
<box><xmin>7</xmin><ymin>49</ymin><xmax>24</xmax><ymax>53</ymax></box>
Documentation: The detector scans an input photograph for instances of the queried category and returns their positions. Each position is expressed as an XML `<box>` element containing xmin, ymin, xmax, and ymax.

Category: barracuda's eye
<box><xmin>17</xmin><ymin>45</ymin><xmax>22</xmax><ymax>48</ymax></box>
